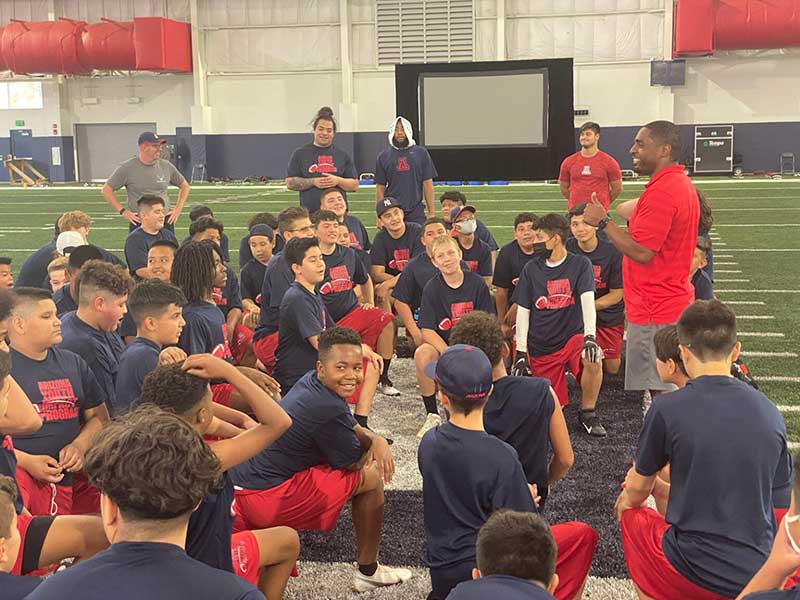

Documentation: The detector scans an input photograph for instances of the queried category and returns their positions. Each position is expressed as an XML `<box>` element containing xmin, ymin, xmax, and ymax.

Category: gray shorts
<box><xmin>625</xmin><ymin>322</ymin><xmax>679</xmax><ymax>392</ymax></box>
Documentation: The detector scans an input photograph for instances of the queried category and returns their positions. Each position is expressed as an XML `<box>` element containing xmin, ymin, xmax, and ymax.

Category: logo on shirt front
<box><xmin>212</xmin><ymin>325</ymin><xmax>233</xmax><ymax>360</ymax></box>
<box><xmin>581</xmin><ymin>165</ymin><xmax>592</xmax><ymax>176</ymax></box>
<box><xmin>319</xmin><ymin>265</ymin><xmax>353</xmax><ymax>294</ymax></box>
<box><xmin>348</xmin><ymin>232</ymin><xmax>363</xmax><ymax>251</ymax></box>
<box><xmin>397</xmin><ymin>156</ymin><xmax>410</xmax><ymax>172</ymax></box>
<box><xmin>440</xmin><ymin>301</ymin><xmax>475</xmax><ymax>331</ymax></box>
<box><xmin>593</xmin><ymin>264</ymin><xmax>606</xmax><ymax>289</ymax></box>
<box><xmin>36</xmin><ymin>379</ymin><xmax>79</xmax><ymax>421</ymax></box>
<box><xmin>212</xmin><ymin>287</ymin><xmax>227</xmax><ymax>306</ymax></box>
<box><xmin>388</xmin><ymin>248</ymin><xmax>411</xmax><ymax>272</ymax></box>
<box><xmin>255</xmin><ymin>293</ymin><xmax>262</xmax><ymax>305</ymax></box>
<box><xmin>511</xmin><ymin>276</ymin><xmax>520</xmax><ymax>287</ymax></box>
<box><xmin>2</xmin><ymin>435</ymin><xmax>13</xmax><ymax>452</ymax></box>
<box><xmin>308</xmin><ymin>155</ymin><xmax>337</xmax><ymax>174</ymax></box>
<box><xmin>465</xmin><ymin>260</ymin><xmax>478</xmax><ymax>273</ymax></box>
<box><xmin>534</xmin><ymin>279</ymin><xmax>574</xmax><ymax>311</ymax></box>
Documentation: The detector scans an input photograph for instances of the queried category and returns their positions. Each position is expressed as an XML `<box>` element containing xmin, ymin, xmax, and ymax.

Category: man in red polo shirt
<box><xmin>559</xmin><ymin>122</ymin><xmax>623</xmax><ymax>211</ymax></box>
<box><xmin>583</xmin><ymin>120</ymin><xmax>698</xmax><ymax>393</ymax></box>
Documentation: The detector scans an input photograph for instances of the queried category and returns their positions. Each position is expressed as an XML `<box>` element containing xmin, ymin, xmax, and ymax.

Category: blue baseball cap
<box><xmin>449</xmin><ymin>205</ymin><xmax>477</xmax><ymax>222</ymax></box>
<box><xmin>249</xmin><ymin>224</ymin><xmax>274</xmax><ymax>240</ymax></box>
<box><xmin>138</xmin><ymin>131</ymin><xmax>166</xmax><ymax>145</ymax></box>
<box><xmin>424</xmin><ymin>344</ymin><xmax>493</xmax><ymax>400</ymax></box>
<box><xmin>376</xmin><ymin>196</ymin><xmax>403</xmax><ymax>217</ymax></box>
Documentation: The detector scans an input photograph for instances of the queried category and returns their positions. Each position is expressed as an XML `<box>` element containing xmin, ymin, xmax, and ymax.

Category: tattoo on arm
<box><xmin>286</xmin><ymin>177</ymin><xmax>315</xmax><ymax>191</ymax></box>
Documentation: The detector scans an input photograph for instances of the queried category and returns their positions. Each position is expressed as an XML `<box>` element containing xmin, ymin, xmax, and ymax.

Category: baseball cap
<box><xmin>56</xmin><ymin>231</ymin><xmax>88</xmax><ymax>256</ymax></box>
<box><xmin>376</xmin><ymin>197</ymin><xmax>403</xmax><ymax>218</ymax></box>
<box><xmin>138</xmin><ymin>131</ymin><xmax>167</xmax><ymax>145</ymax></box>
<box><xmin>424</xmin><ymin>344</ymin><xmax>493</xmax><ymax>400</ymax></box>
<box><xmin>249</xmin><ymin>224</ymin><xmax>274</xmax><ymax>241</ymax></box>
<box><xmin>450</xmin><ymin>205</ymin><xmax>477</xmax><ymax>222</ymax></box>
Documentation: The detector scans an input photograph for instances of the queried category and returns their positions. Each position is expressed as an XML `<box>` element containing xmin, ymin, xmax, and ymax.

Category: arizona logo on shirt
<box><xmin>397</xmin><ymin>156</ymin><xmax>410</xmax><ymax>171</ymax></box>
<box><xmin>37</xmin><ymin>379</ymin><xmax>79</xmax><ymax>421</ymax></box>
<box><xmin>388</xmin><ymin>248</ymin><xmax>411</xmax><ymax>272</ymax></box>
<box><xmin>450</xmin><ymin>301</ymin><xmax>475</xmax><ymax>324</ymax></box>
<box><xmin>593</xmin><ymin>265</ymin><xmax>606</xmax><ymax>289</ymax></box>
<box><xmin>581</xmin><ymin>165</ymin><xmax>592</xmax><ymax>176</ymax></box>
<box><xmin>535</xmin><ymin>279</ymin><xmax>575</xmax><ymax>310</ymax></box>
<box><xmin>348</xmin><ymin>232</ymin><xmax>363</xmax><ymax>251</ymax></box>
<box><xmin>465</xmin><ymin>260</ymin><xmax>478</xmax><ymax>272</ymax></box>
<box><xmin>309</xmin><ymin>155</ymin><xmax>337</xmax><ymax>174</ymax></box>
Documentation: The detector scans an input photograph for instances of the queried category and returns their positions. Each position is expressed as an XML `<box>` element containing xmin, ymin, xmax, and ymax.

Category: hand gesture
<box><xmin>58</xmin><ymin>443</ymin><xmax>83</xmax><ymax>473</ymax></box>
<box><xmin>581</xmin><ymin>193</ymin><xmax>608</xmax><ymax>227</ymax></box>
<box><xmin>159</xmin><ymin>346</ymin><xmax>188</xmax><ymax>366</ymax></box>
<box><xmin>167</xmin><ymin>207</ymin><xmax>182</xmax><ymax>225</ymax></box>
<box><xmin>182</xmin><ymin>354</ymin><xmax>238</xmax><ymax>381</ymax></box>
<box><xmin>121</xmin><ymin>209</ymin><xmax>141</xmax><ymax>225</ymax></box>
<box><xmin>28</xmin><ymin>455</ymin><xmax>65</xmax><ymax>484</ymax></box>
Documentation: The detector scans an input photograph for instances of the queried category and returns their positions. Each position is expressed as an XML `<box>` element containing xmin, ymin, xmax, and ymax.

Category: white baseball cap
<box><xmin>56</xmin><ymin>231</ymin><xmax>87</xmax><ymax>256</ymax></box>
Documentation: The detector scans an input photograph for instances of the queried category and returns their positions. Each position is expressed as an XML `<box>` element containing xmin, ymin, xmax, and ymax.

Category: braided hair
<box><xmin>171</xmin><ymin>241</ymin><xmax>215</xmax><ymax>303</ymax></box>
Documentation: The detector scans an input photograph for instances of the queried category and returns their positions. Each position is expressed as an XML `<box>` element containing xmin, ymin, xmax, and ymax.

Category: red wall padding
<box><xmin>674</xmin><ymin>0</ymin><xmax>714</xmax><ymax>56</ymax></box>
<box><xmin>715</xmin><ymin>0</ymin><xmax>800</xmax><ymax>51</ymax></box>
<box><xmin>0</xmin><ymin>17</ymin><xmax>191</xmax><ymax>74</ymax></box>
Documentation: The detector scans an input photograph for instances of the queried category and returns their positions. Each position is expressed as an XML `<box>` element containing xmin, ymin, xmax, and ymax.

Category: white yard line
<box><xmin>723</xmin><ymin>301</ymin><xmax>765</xmax><ymax>305</ymax></box>
<box><xmin>740</xmin><ymin>351</ymin><xmax>797</xmax><ymax>357</ymax></box>
<box><xmin>714</xmin><ymin>270</ymin><xmax>742</xmax><ymax>273</ymax></box>
<box><xmin>714</xmin><ymin>262</ymin><xmax>739</xmax><ymax>265</ymax></box>
<box><xmin>737</xmin><ymin>332</ymin><xmax>785</xmax><ymax>337</ymax></box>
<box><xmin>714</xmin><ymin>278</ymin><xmax>749</xmax><ymax>282</ymax></box>
<box><xmin>722</xmin><ymin>249</ymin><xmax>800</xmax><ymax>252</ymax></box>
<box><xmin>717</xmin><ymin>289</ymin><xmax>800</xmax><ymax>293</ymax></box>
<box><xmin>736</xmin><ymin>315</ymin><xmax>775</xmax><ymax>319</ymax></box>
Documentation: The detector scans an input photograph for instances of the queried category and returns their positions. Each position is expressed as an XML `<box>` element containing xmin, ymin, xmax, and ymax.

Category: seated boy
<box><xmin>52</xmin><ymin>245</ymin><xmax>104</xmax><ymax>317</ymax></box>
<box><xmin>617</xmin><ymin>299</ymin><xmax>792</xmax><ymax>600</ymax></box>
<box><xmin>450</xmin><ymin>205</ymin><xmax>493</xmax><ymax>286</ymax></box>
<box><xmin>440</xmin><ymin>191</ymin><xmax>499</xmax><ymax>262</ymax></box>
<box><xmin>146</xmin><ymin>239</ymin><xmax>178</xmax><ymax>282</ymax></box>
<box><xmin>231</xmin><ymin>327</ymin><xmax>412</xmax><ymax>592</ymax></box>
<box><xmin>447</xmin><ymin>510</ymin><xmax>559</xmax><ymax>600</ymax></box>
<box><xmin>493</xmin><ymin>212</ymin><xmax>537</xmax><ymax>340</ymax></box>
<box><xmin>240</xmin><ymin>224</ymin><xmax>276</xmax><ymax>323</ymax></box>
<box><xmin>238</xmin><ymin>212</ymin><xmax>282</xmax><ymax>268</ymax></box>
<box><xmin>123</xmin><ymin>196</ymin><xmax>178</xmax><ymax>279</ymax></box>
<box><xmin>320</xmin><ymin>186</ymin><xmax>371</xmax><ymax>254</ymax></box>
<box><xmin>187</xmin><ymin>205</ymin><xmax>231</xmax><ymax>262</ymax></box>
<box><xmin>46</xmin><ymin>257</ymin><xmax>69</xmax><ymax>293</ymax></box>
<box><xmin>25</xmin><ymin>406</ymin><xmax>265</xmax><ymax>600</ymax></box>
<box><xmin>414</xmin><ymin>235</ymin><xmax>494</xmax><ymax>437</ymax></box>
<box><xmin>692</xmin><ymin>237</ymin><xmax>714</xmax><ymax>301</ymax></box>
<box><xmin>419</xmin><ymin>344</ymin><xmax>596</xmax><ymax>600</ymax></box>
<box><xmin>9</xmin><ymin>288</ymin><xmax>107</xmax><ymax>515</ymax></box>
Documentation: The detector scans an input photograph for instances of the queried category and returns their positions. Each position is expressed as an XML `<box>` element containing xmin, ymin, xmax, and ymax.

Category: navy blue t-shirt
<box><xmin>448</xmin><ymin>575</ymin><xmax>555</xmax><ymax>600</ymax></box>
<box><xmin>446</xmin><ymin>220</ymin><xmax>498</xmax><ymax>251</ymax></box>
<box><xmin>513</xmin><ymin>254</ymin><xmax>595</xmax><ymax>357</ymax></box>
<box><xmin>492</xmin><ymin>240</ymin><xmax>536</xmax><ymax>298</ymax></box>
<box><xmin>370</xmin><ymin>223</ymin><xmax>424</xmax><ymax>277</ymax></box>
<box><xmin>178</xmin><ymin>302</ymin><xmax>233</xmax><ymax>362</ymax></box>
<box><xmin>343</xmin><ymin>214</ymin><xmax>371</xmax><ymax>252</ymax></box>
<box><xmin>118</xmin><ymin>311</ymin><xmax>137</xmax><ymax>339</ymax></box>
<box><xmin>272</xmin><ymin>282</ymin><xmax>332</xmax><ymax>392</ymax></box>
<box><xmin>59</xmin><ymin>311</ymin><xmax>124</xmax><ymax>415</ymax></box>
<box><xmin>53</xmin><ymin>284</ymin><xmax>77</xmax><ymax>317</ymax></box>
<box><xmin>287</xmin><ymin>142</ymin><xmax>358</xmax><ymax>213</ymax></box>
<box><xmin>418</xmin><ymin>271</ymin><xmax>495</xmax><ymax>344</ymax></box>
<box><xmin>375</xmin><ymin>146</ymin><xmax>437</xmax><ymax>224</ymax></box>
<box><xmin>212</xmin><ymin>266</ymin><xmax>243</xmax><ymax>320</ymax></box>
<box><xmin>187</xmin><ymin>471</ymin><xmax>235</xmax><ymax>573</ymax></box>
<box><xmin>253</xmin><ymin>254</ymin><xmax>294</xmax><ymax>341</ymax></box>
<box><xmin>115</xmin><ymin>337</ymin><xmax>160</xmax><ymax>414</ymax></box>
<box><xmin>238</xmin><ymin>234</ymin><xmax>283</xmax><ymax>269</ymax></box>
<box><xmin>566</xmin><ymin>238</ymin><xmax>625</xmax><ymax>328</ymax></box>
<box><xmin>1</xmin><ymin>435</ymin><xmax>22</xmax><ymax>513</ymax></box>
<box><xmin>24</xmin><ymin>541</ymin><xmax>264</xmax><ymax>600</ymax></box>
<box><xmin>635</xmin><ymin>376</ymin><xmax>792</xmax><ymax>597</ymax></box>
<box><xmin>10</xmin><ymin>347</ymin><xmax>104</xmax><ymax>485</ymax></box>
<box><xmin>485</xmin><ymin>376</ymin><xmax>554</xmax><ymax>503</ymax></box>
<box><xmin>16</xmin><ymin>241</ymin><xmax>124</xmax><ymax>290</ymax></box>
<box><xmin>320</xmin><ymin>244</ymin><xmax>369</xmax><ymax>321</ymax></box>
<box><xmin>692</xmin><ymin>269</ymin><xmax>715</xmax><ymax>301</ymax></box>
<box><xmin>240</xmin><ymin>259</ymin><xmax>267</xmax><ymax>304</ymax></box>
<box><xmin>232</xmin><ymin>372</ymin><xmax>362</xmax><ymax>490</ymax></box>
<box><xmin>418</xmin><ymin>422</ymin><xmax>536</xmax><ymax>569</ymax></box>
<box><xmin>392</xmin><ymin>253</ymin><xmax>457</xmax><ymax>315</ymax></box>
<box><xmin>743</xmin><ymin>590</ymin><xmax>800</xmax><ymax>600</ymax></box>
<box><xmin>457</xmin><ymin>238</ymin><xmax>493</xmax><ymax>277</ymax></box>
<box><xmin>124</xmin><ymin>228</ymin><xmax>178</xmax><ymax>275</ymax></box>
<box><xmin>0</xmin><ymin>571</ymin><xmax>42</xmax><ymax>599</ymax></box>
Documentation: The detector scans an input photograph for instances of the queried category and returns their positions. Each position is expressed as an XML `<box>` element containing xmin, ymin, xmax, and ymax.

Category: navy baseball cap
<box><xmin>138</xmin><ymin>131</ymin><xmax>166</xmax><ymax>145</ymax></box>
<box><xmin>450</xmin><ymin>205</ymin><xmax>477</xmax><ymax>222</ymax></box>
<box><xmin>424</xmin><ymin>344</ymin><xmax>493</xmax><ymax>400</ymax></box>
<box><xmin>249</xmin><ymin>224</ymin><xmax>274</xmax><ymax>240</ymax></box>
<box><xmin>376</xmin><ymin>196</ymin><xmax>403</xmax><ymax>217</ymax></box>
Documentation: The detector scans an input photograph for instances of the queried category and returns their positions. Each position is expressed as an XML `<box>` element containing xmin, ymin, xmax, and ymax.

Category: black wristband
<box><xmin>597</xmin><ymin>217</ymin><xmax>610</xmax><ymax>230</ymax></box>
<box><xmin>119</xmin><ymin>207</ymin><xmax>126</xmax><ymax>215</ymax></box>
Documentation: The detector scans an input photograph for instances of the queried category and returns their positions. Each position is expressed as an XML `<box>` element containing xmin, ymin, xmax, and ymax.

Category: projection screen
<box><xmin>419</xmin><ymin>70</ymin><xmax>549</xmax><ymax>149</ymax></box>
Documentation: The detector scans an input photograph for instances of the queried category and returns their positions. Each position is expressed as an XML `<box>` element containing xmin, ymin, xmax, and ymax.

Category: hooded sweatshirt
<box><xmin>375</xmin><ymin>116</ymin><xmax>438</xmax><ymax>225</ymax></box>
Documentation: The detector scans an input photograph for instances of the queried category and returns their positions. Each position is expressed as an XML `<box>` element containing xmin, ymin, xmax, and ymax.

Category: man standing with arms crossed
<box><xmin>102</xmin><ymin>132</ymin><xmax>190</xmax><ymax>232</ymax></box>
<box><xmin>560</xmin><ymin>122</ymin><xmax>622</xmax><ymax>211</ymax></box>
<box><xmin>582</xmin><ymin>120</ymin><xmax>699</xmax><ymax>395</ymax></box>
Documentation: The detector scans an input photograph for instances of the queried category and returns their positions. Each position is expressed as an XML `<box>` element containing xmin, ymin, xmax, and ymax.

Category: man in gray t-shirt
<box><xmin>102</xmin><ymin>131</ymin><xmax>190</xmax><ymax>231</ymax></box>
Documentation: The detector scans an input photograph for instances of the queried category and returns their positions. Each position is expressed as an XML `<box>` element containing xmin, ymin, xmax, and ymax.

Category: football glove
<box><xmin>582</xmin><ymin>335</ymin><xmax>604</xmax><ymax>363</ymax></box>
<box><xmin>511</xmin><ymin>352</ymin><xmax>532</xmax><ymax>377</ymax></box>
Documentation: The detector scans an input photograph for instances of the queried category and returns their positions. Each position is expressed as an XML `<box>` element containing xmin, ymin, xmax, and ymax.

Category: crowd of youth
<box><xmin>0</xmin><ymin>110</ymin><xmax>796</xmax><ymax>600</ymax></box>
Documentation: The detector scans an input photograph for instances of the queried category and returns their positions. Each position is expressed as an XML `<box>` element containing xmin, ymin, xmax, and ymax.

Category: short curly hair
<box><xmin>57</xmin><ymin>210</ymin><xmax>92</xmax><ymax>232</ymax></box>
<box><xmin>84</xmin><ymin>404</ymin><xmax>221</xmax><ymax>521</ymax></box>
<box><xmin>140</xmin><ymin>364</ymin><xmax>210</xmax><ymax>416</ymax></box>
<box><xmin>75</xmin><ymin>260</ymin><xmax>134</xmax><ymax>306</ymax></box>
<box><xmin>449</xmin><ymin>311</ymin><xmax>504</xmax><ymax>367</ymax></box>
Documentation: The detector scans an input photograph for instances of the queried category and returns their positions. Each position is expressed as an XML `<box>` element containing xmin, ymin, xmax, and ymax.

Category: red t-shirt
<box><xmin>623</xmin><ymin>165</ymin><xmax>699</xmax><ymax>325</ymax></box>
<box><xmin>559</xmin><ymin>150</ymin><xmax>622</xmax><ymax>210</ymax></box>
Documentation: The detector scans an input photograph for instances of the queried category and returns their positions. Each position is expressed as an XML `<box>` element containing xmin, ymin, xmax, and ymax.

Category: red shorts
<box><xmin>212</xmin><ymin>383</ymin><xmax>234</xmax><ymax>407</ymax></box>
<box><xmin>620</xmin><ymin>508</ymin><xmax>729</xmax><ymax>600</ymax></box>
<box><xmin>70</xmin><ymin>471</ymin><xmax>100</xmax><ymax>515</ymax></box>
<box><xmin>774</xmin><ymin>508</ymin><xmax>800</xmax><ymax>589</ymax></box>
<box><xmin>12</xmin><ymin>514</ymin><xmax>55</xmax><ymax>576</ymax></box>
<box><xmin>337</xmin><ymin>305</ymin><xmax>393</xmax><ymax>351</ymax></box>
<box><xmin>597</xmin><ymin>323</ymin><xmax>624</xmax><ymax>360</ymax></box>
<box><xmin>231</xmin><ymin>530</ymin><xmax>261</xmax><ymax>586</ymax></box>
<box><xmin>233</xmin><ymin>464</ymin><xmax>361</xmax><ymax>532</ymax></box>
<box><xmin>551</xmin><ymin>522</ymin><xmax>599</xmax><ymax>600</ymax></box>
<box><xmin>530</xmin><ymin>333</ymin><xmax>584</xmax><ymax>407</ymax></box>
<box><xmin>253</xmin><ymin>332</ymin><xmax>279</xmax><ymax>374</ymax></box>
<box><xmin>16</xmin><ymin>467</ymin><xmax>73</xmax><ymax>516</ymax></box>
<box><xmin>231</xmin><ymin>324</ymin><xmax>254</xmax><ymax>365</ymax></box>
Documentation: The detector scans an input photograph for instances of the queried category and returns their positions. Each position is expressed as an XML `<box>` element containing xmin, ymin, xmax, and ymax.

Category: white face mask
<box><xmin>455</xmin><ymin>219</ymin><xmax>477</xmax><ymax>235</ymax></box>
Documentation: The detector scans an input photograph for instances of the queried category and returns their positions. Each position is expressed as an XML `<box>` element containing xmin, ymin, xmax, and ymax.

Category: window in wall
<box><xmin>377</xmin><ymin>0</ymin><xmax>474</xmax><ymax>65</ymax></box>
<box><xmin>0</xmin><ymin>82</ymin><xmax>44</xmax><ymax>110</ymax></box>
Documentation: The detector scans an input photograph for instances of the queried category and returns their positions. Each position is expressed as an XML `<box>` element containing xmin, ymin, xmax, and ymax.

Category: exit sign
<box><xmin>14</xmin><ymin>120</ymin><xmax>24</xmax><ymax>126</ymax></box>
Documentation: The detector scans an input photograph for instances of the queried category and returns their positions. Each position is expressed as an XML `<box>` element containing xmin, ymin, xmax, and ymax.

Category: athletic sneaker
<box><xmin>416</xmin><ymin>412</ymin><xmax>442</xmax><ymax>439</ymax></box>
<box><xmin>579</xmin><ymin>412</ymin><xmax>607</xmax><ymax>437</ymax></box>
<box><xmin>352</xmin><ymin>563</ymin><xmax>413</xmax><ymax>592</ymax></box>
<box><xmin>377</xmin><ymin>380</ymin><xmax>401</xmax><ymax>397</ymax></box>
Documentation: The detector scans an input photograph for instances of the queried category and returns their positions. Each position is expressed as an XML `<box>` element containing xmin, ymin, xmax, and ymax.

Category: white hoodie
<box><xmin>389</xmin><ymin>116</ymin><xmax>416</xmax><ymax>149</ymax></box>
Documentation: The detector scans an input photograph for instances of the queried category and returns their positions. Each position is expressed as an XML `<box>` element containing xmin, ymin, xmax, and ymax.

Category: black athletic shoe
<box><xmin>579</xmin><ymin>412</ymin><xmax>607</xmax><ymax>437</ymax></box>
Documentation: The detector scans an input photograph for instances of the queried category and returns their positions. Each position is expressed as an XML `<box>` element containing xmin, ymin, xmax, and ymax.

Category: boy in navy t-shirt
<box><xmin>419</xmin><ymin>345</ymin><xmax>596</xmax><ymax>600</ymax></box>
<box><xmin>450</xmin><ymin>205</ymin><xmax>493</xmax><ymax>286</ymax></box>
<box><xmin>115</xmin><ymin>280</ymin><xmax>187</xmax><ymax>414</ymax></box>
<box><xmin>369</xmin><ymin>197</ymin><xmax>424</xmax><ymax>312</ymax></box>
<box><xmin>52</xmin><ymin>245</ymin><xmax>104</xmax><ymax>318</ymax></box>
<box><xmin>447</xmin><ymin>510</ymin><xmax>559</xmax><ymax>600</ymax></box>
<box><xmin>9</xmin><ymin>288</ymin><xmax>107</xmax><ymax>515</ymax></box>
<box><xmin>238</xmin><ymin>212</ymin><xmax>283</xmax><ymax>268</ymax></box>
<box><xmin>414</xmin><ymin>235</ymin><xmax>494</xmax><ymax>438</ymax></box>
<box><xmin>26</xmin><ymin>405</ymin><xmax>266</xmax><ymax>600</ymax></box>
<box><xmin>440</xmin><ymin>191</ymin><xmax>499</xmax><ymax>259</ymax></box>
<box><xmin>320</xmin><ymin>186</ymin><xmax>371</xmax><ymax>254</ymax></box>
<box><xmin>232</xmin><ymin>327</ymin><xmax>411</xmax><ymax>593</ymax></box>
<box><xmin>617</xmin><ymin>299</ymin><xmax>792</xmax><ymax>600</ymax></box>
<box><xmin>186</xmin><ymin>205</ymin><xmax>231</xmax><ymax>262</ymax></box>
<box><xmin>493</xmin><ymin>212</ymin><xmax>537</xmax><ymax>341</ymax></box>
<box><xmin>512</xmin><ymin>213</ymin><xmax>606</xmax><ymax>437</ymax></box>
<box><xmin>252</xmin><ymin>207</ymin><xmax>315</xmax><ymax>374</ymax></box>
<box><xmin>240</xmin><ymin>224</ymin><xmax>275</xmax><ymax>319</ymax></box>
<box><xmin>124</xmin><ymin>195</ymin><xmax>179</xmax><ymax>279</ymax></box>
<box><xmin>568</xmin><ymin>203</ymin><xmax>625</xmax><ymax>376</ymax></box>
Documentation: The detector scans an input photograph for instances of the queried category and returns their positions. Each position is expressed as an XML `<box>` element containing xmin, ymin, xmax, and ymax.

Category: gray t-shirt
<box><xmin>106</xmin><ymin>157</ymin><xmax>185</xmax><ymax>211</ymax></box>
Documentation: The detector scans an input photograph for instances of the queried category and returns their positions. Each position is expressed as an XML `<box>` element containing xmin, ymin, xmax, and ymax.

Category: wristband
<box><xmin>597</xmin><ymin>217</ymin><xmax>610</xmax><ymax>230</ymax></box>
<box><xmin>119</xmin><ymin>207</ymin><xmax>126</xmax><ymax>215</ymax></box>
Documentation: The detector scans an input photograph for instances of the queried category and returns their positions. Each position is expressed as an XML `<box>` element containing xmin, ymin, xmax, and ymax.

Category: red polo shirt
<box><xmin>559</xmin><ymin>150</ymin><xmax>622</xmax><ymax>210</ymax></box>
<box><xmin>623</xmin><ymin>165</ymin><xmax>699</xmax><ymax>325</ymax></box>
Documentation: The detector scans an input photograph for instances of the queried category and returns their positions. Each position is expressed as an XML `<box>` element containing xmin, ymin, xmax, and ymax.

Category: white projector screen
<box><xmin>419</xmin><ymin>70</ymin><xmax>548</xmax><ymax>148</ymax></box>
